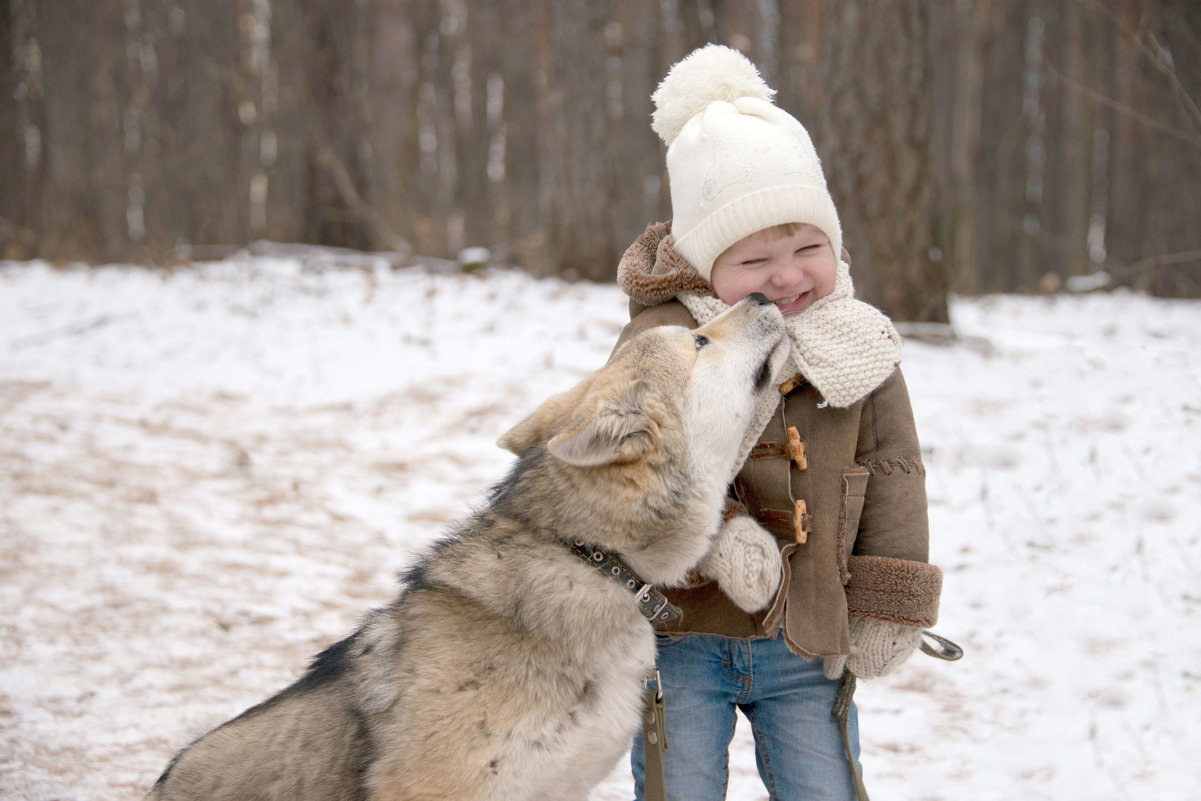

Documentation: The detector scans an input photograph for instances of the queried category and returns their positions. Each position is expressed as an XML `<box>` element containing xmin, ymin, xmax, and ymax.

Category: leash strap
<box><xmin>642</xmin><ymin>670</ymin><xmax>669</xmax><ymax>801</ymax></box>
<box><xmin>569</xmin><ymin>540</ymin><xmax>683</xmax><ymax>624</ymax></box>
<box><xmin>832</xmin><ymin>668</ymin><xmax>871</xmax><ymax>801</ymax></box>
<box><xmin>829</xmin><ymin>632</ymin><xmax>960</xmax><ymax>800</ymax></box>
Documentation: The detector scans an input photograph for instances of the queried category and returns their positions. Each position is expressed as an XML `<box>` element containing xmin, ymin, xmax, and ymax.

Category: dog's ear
<box><xmin>497</xmin><ymin>372</ymin><xmax>597</xmax><ymax>456</ymax></box>
<box><xmin>545</xmin><ymin>383</ymin><xmax>655</xmax><ymax>467</ymax></box>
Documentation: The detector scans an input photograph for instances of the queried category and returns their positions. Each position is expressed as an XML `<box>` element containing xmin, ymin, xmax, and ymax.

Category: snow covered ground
<box><xmin>2</xmin><ymin>252</ymin><xmax>1198</xmax><ymax>800</ymax></box>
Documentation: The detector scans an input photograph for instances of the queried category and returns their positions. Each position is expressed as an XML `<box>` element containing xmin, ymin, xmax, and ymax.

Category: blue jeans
<box><xmin>631</xmin><ymin>634</ymin><xmax>862</xmax><ymax>801</ymax></box>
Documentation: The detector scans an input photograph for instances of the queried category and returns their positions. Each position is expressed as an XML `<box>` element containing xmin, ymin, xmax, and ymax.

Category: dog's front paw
<box><xmin>697</xmin><ymin>516</ymin><xmax>783</xmax><ymax>613</ymax></box>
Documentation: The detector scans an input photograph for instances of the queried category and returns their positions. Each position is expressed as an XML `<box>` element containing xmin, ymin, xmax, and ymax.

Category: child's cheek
<box><xmin>711</xmin><ymin>269</ymin><xmax>752</xmax><ymax>306</ymax></box>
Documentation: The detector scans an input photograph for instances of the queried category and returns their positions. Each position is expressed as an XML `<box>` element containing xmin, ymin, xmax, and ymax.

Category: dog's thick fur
<box><xmin>149</xmin><ymin>295</ymin><xmax>788</xmax><ymax>801</ymax></box>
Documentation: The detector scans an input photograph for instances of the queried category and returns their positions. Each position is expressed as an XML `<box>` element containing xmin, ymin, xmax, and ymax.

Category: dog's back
<box><xmin>149</xmin><ymin>635</ymin><xmax>370</xmax><ymax>801</ymax></box>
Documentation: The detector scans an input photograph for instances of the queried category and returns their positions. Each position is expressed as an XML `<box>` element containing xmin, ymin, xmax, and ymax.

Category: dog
<box><xmin>149</xmin><ymin>293</ymin><xmax>788</xmax><ymax>801</ymax></box>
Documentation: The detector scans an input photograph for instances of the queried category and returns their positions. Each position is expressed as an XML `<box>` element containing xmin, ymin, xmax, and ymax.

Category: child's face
<box><xmin>710</xmin><ymin>224</ymin><xmax>838</xmax><ymax>317</ymax></box>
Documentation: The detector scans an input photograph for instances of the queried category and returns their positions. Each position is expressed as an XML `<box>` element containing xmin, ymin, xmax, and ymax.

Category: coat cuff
<box><xmin>844</xmin><ymin>554</ymin><xmax>942</xmax><ymax>628</ymax></box>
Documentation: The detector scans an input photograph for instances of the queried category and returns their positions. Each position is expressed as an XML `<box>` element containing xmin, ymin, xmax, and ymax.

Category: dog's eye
<box><xmin>694</xmin><ymin>334</ymin><xmax>709</xmax><ymax>350</ymax></box>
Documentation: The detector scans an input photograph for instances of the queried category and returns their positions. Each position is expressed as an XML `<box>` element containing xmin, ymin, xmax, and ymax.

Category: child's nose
<box><xmin>771</xmin><ymin>259</ymin><xmax>805</xmax><ymax>286</ymax></box>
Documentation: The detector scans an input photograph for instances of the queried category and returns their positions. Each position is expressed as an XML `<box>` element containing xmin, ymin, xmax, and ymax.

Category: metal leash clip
<box><xmin>920</xmin><ymin>630</ymin><xmax>964</xmax><ymax>661</ymax></box>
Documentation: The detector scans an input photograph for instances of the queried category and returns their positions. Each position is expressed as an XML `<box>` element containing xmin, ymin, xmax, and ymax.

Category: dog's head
<box><xmin>499</xmin><ymin>293</ymin><xmax>789</xmax><ymax>478</ymax></box>
<box><xmin>496</xmin><ymin>294</ymin><xmax>788</xmax><ymax>582</ymax></box>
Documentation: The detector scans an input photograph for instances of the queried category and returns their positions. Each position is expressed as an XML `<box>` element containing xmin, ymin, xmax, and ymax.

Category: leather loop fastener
<box><xmin>569</xmin><ymin>540</ymin><xmax>682</xmax><ymax>624</ymax></box>
<box><xmin>747</xmin><ymin>442</ymin><xmax>789</xmax><ymax>461</ymax></box>
<box><xmin>757</xmin><ymin>506</ymin><xmax>810</xmax><ymax>545</ymax></box>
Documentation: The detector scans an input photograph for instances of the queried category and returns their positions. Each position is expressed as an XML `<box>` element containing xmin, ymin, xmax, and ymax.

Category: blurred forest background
<box><xmin>2</xmin><ymin>0</ymin><xmax>1200</xmax><ymax>322</ymax></box>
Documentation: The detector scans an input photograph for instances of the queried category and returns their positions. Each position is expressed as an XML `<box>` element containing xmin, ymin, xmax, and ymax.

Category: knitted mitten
<box><xmin>823</xmin><ymin>617</ymin><xmax>923</xmax><ymax>679</ymax></box>
<box><xmin>697</xmin><ymin>516</ymin><xmax>783</xmax><ymax>613</ymax></box>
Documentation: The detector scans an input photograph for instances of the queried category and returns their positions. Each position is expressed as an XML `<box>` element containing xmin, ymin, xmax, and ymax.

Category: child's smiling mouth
<box><xmin>774</xmin><ymin>292</ymin><xmax>810</xmax><ymax>316</ymax></box>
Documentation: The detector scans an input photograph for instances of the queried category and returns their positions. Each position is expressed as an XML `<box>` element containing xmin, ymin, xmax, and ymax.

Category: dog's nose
<box><xmin>746</xmin><ymin>292</ymin><xmax>772</xmax><ymax>307</ymax></box>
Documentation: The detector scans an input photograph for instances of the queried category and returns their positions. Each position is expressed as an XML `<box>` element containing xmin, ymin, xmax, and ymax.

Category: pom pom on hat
<box><xmin>651</xmin><ymin>44</ymin><xmax>774</xmax><ymax>147</ymax></box>
<box><xmin>650</xmin><ymin>44</ymin><xmax>842</xmax><ymax>280</ymax></box>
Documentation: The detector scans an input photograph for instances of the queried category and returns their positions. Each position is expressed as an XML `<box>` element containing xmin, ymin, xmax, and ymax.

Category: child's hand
<box><xmin>822</xmin><ymin>618</ymin><xmax>923</xmax><ymax>679</ymax></box>
<box><xmin>697</xmin><ymin>516</ymin><xmax>783</xmax><ymax>613</ymax></box>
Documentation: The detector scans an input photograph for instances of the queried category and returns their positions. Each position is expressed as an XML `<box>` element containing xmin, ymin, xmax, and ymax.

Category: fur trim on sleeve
<box><xmin>844</xmin><ymin>554</ymin><xmax>942</xmax><ymax>628</ymax></box>
<box><xmin>617</xmin><ymin>221</ymin><xmax>716</xmax><ymax>314</ymax></box>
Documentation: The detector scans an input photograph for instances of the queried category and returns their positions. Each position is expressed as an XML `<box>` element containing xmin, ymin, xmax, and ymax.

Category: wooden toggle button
<box><xmin>786</xmin><ymin>426</ymin><xmax>807</xmax><ymax>470</ymax></box>
<box><xmin>793</xmin><ymin>498</ymin><xmax>809</xmax><ymax>544</ymax></box>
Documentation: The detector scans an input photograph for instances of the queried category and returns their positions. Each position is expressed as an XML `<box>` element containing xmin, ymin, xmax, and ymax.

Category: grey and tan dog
<box><xmin>149</xmin><ymin>294</ymin><xmax>788</xmax><ymax>801</ymax></box>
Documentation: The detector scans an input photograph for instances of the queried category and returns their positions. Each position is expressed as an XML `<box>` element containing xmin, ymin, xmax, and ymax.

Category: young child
<box><xmin>613</xmin><ymin>45</ymin><xmax>943</xmax><ymax>800</ymax></box>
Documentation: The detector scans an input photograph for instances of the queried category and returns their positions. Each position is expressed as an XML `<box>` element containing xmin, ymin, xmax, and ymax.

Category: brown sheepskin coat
<box><xmin>613</xmin><ymin>222</ymin><xmax>942</xmax><ymax>659</ymax></box>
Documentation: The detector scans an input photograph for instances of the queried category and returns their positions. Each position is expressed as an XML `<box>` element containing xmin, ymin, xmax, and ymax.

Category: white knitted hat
<box><xmin>652</xmin><ymin>44</ymin><xmax>842</xmax><ymax>280</ymax></box>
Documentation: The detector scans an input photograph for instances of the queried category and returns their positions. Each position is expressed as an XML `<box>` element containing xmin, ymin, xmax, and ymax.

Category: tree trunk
<box><xmin>818</xmin><ymin>0</ymin><xmax>949</xmax><ymax>323</ymax></box>
<box><xmin>545</xmin><ymin>1</ymin><xmax>616</xmax><ymax>281</ymax></box>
